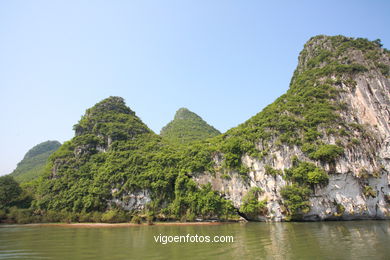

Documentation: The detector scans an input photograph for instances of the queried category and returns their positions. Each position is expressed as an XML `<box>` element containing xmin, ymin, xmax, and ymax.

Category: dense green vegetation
<box><xmin>74</xmin><ymin>97</ymin><xmax>151</xmax><ymax>143</ymax></box>
<box><xmin>0</xmin><ymin>176</ymin><xmax>22</xmax><ymax>208</ymax></box>
<box><xmin>0</xmin><ymin>175</ymin><xmax>35</xmax><ymax>223</ymax></box>
<box><xmin>308</xmin><ymin>144</ymin><xmax>344</xmax><ymax>163</ymax></box>
<box><xmin>26</xmin><ymin>97</ymin><xmax>235</xmax><ymax>223</ymax></box>
<box><xmin>281</xmin><ymin>158</ymin><xmax>329</xmax><ymax>220</ymax></box>
<box><xmin>9</xmin><ymin>141</ymin><xmax>61</xmax><ymax>183</ymax></box>
<box><xmin>160</xmin><ymin>108</ymin><xmax>220</xmax><ymax>144</ymax></box>
<box><xmin>280</xmin><ymin>184</ymin><xmax>311</xmax><ymax>220</ymax></box>
<box><xmin>170</xmin><ymin>175</ymin><xmax>235</xmax><ymax>221</ymax></box>
<box><xmin>2</xmin><ymin>35</ymin><xmax>388</xmax><ymax>224</ymax></box>
<box><xmin>239</xmin><ymin>187</ymin><xmax>267</xmax><ymax>219</ymax></box>
<box><xmin>284</xmin><ymin>158</ymin><xmax>329</xmax><ymax>185</ymax></box>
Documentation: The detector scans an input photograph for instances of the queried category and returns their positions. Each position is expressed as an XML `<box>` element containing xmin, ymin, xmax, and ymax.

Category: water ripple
<box><xmin>0</xmin><ymin>221</ymin><xmax>389</xmax><ymax>260</ymax></box>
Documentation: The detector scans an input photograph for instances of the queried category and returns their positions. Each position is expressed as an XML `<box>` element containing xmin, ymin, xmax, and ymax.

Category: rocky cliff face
<box><xmin>195</xmin><ymin>35</ymin><xmax>390</xmax><ymax>221</ymax></box>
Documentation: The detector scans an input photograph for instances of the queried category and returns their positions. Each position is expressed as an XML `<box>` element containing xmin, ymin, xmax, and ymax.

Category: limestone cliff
<box><xmin>194</xmin><ymin>35</ymin><xmax>390</xmax><ymax>221</ymax></box>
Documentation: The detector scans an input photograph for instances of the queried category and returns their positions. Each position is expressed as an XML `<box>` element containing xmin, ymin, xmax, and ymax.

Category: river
<box><xmin>0</xmin><ymin>220</ymin><xmax>389</xmax><ymax>259</ymax></box>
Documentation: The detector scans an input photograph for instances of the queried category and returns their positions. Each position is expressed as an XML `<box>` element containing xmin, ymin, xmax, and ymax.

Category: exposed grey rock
<box><xmin>194</xmin><ymin>38</ymin><xmax>390</xmax><ymax>222</ymax></box>
<box><xmin>109</xmin><ymin>189</ymin><xmax>151</xmax><ymax>211</ymax></box>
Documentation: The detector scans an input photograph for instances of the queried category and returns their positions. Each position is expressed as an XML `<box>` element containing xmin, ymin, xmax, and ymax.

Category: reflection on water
<box><xmin>0</xmin><ymin>221</ymin><xmax>389</xmax><ymax>260</ymax></box>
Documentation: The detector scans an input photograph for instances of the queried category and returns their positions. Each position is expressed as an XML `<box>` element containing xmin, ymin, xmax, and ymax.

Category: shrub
<box><xmin>372</xmin><ymin>167</ymin><xmax>382</xmax><ymax>178</ymax></box>
<box><xmin>6</xmin><ymin>207</ymin><xmax>36</xmax><ymax>224</ymax></box>
<box><xmin>101</xmin><ymin>209</ymin><xmax>127</xmax><ymax>223</ymax></box>
<box><xmin>304</xmin><ymin>129</ymin><xmax>321</xmax><ymax>142</ymax></box>
<box><xmin>307</xmin><ymin>168</ymin><xmax>329</xmax><ymax>184</ymax></box>
<box><xmin>238</xmin><ymin>165</ymin><xmax>250</xmax><ymax>175</ymax></box>
<box><xmin>182</xmin><ymin>210</ymin><xmax>196</xmax><ymax>222</ymax></box>
<box><xmin>131</xmin><ymin>215</ymin><xmax>142</xmax><ymax>224</ymax></box>
<box><xmin>0</xmin><ymin>209</ymin><xmax>6</xmax><ymax>220</ymax></box>
<box><xmin>59</xmin><ymin>211</ymin><xmax>77</xmax><ymax>223</ymax></box>
<box><xmin>363</xmin><ymin>186</ymin><xmax>376</xmax><ymax>198</ymax></box>
<box><xmin>78</xmin><ymin>212</ymin><xmax>92</xmax><ymax>222</ymax></box>
<box><xmin>42</xmin><ymin>210</ymin><xmax>62</xmax><ymax>223</ymax></box>
<box><xmin>146</xmin><ymin>215</ymin><xmax>154</xmax><ymax>225</ymax></box>
<box><xmin>351</xmin><ymin>138</ymin><xmax>361</xmax><ymax>145</ymax></box>
<box><xmin>0</xmin><ymin>176</ymin><xmax>22</xmax><ymax>208</ymax></box>
<box><xmin>264</xmin><ymin>165</ymin><xmax>282</xmax><ymax>176</ymax></box>
<box><xmin>334</xmin><ymin>203</ymin><xmax>345</xmax><ymax>217</ymax></box>
<box><xmin>302</xmin><ymin>143</ymin><xmax>317</xmax><ymax>154</ymax></box>
<box><xmin>309</xmin><ymin>144</ymin><xmax>344</xmax><ymax>163</ymax></box>
<box><xmin>377</xmin><ymin>63</ymin><xmax>389</xmax><ymax>76</ymax></box>
<box><xmin>357</xmin><ymin>168</ymin><xmax>369</xmax><ymax>179</ymax></box>
<box><xmin>91</xmin><ymin>212</ymin><xmax>102</xmax><ymax>223</ymax></box>
<box><xmin>280</xmin><ymin>184</ymin><xmax>311</xmax><ymax>219</ymax></box>
<box><xmin>170</xmin><ymin>174</ymin><xmax>236</xmax><ymax>220</ymax></box>
<box><xmin>334</xmin><ymin>64</ymin><xmax>367</xmax><ymax>74</ymax></box>
<box><xmin>221</xmin><ymin>173</ymin><xmax>231</xmax><ymax>180</ymax></box>
<box><xmin>285</xmin><ymin>161</ymin><xmax>328</xmax><ymax>185</ymax></box>
<box><xmin>239</xmin><ymin>187</ymin><xmax>267</xmax><ymax>218</ymax></box>
<box><xmin>221</xmin><ymin>138</ymin><xmax>243</xmax><ymax>169</ymax></box>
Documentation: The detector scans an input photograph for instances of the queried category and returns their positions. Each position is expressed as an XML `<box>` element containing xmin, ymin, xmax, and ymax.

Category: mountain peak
<box><xmin>161</xmin><ymin>108</ymin><xmax>220</xmax><ymax>144</ymax></box>
<box><xmin>174</xmin><ymin>107</ymin><xmax>201</xmax><ymax>120</ymax></box>
<box><xmin>294</xmin><ymin>35</ymin><xmax>386</xmax><ymax>76</ymax></box>
<box><xmin>23</xmin><ymin>140</ymin><xmax>61</xmax><ymax>160</ymax></box>
<box><xmin>86</xmin><ymin>96</ymin><xmax>135</xmax><ymax>117</ymax></box>
<box><xmin>73</xmin><ymin>96</ymin><xmax>151</xmax><ymax>141</ymax></box>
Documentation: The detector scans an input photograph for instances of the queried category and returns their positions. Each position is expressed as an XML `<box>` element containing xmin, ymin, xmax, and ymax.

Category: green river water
<box><xmin>0</xmin><ymin>220</ymin><xmax>389</xmax><ymax>260</ymax></box>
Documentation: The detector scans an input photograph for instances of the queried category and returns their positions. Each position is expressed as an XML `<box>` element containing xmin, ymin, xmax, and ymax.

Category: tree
<box><xmin>239</xmin><ymin>187</ymin><xmax>267</xmax><ymax>219</ymax></box>
<box><xmin>0</xmin><ymin>176</ymin><xmax>22</xmax><ymax>208</ymax></box>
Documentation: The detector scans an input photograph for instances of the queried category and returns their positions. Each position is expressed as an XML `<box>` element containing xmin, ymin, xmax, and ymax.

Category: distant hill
<box><xmin>10</xmin><ymin>140</ymin><xmax>61</xmax><ymax>183</ymax></box>
<box><xmin>160</xmin><ymin>108</ymin><xmax>220</xmax><ymax>144</ymax></box>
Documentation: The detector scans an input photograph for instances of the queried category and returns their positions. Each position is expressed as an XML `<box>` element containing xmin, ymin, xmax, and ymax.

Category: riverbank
<box><xmin>0</xmin><ymin>221</ymin><xmax>231</xmax><ymax>228</ymax></box>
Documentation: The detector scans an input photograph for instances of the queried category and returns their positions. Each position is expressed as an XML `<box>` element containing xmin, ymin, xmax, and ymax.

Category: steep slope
<box><xmin>194</xmin><ymin>35</ymin><xmax>390</xmax><ymax>221</ymax></box>
<box><xmin>160</xmin><ymin>108</ymin><xmax>220</xmax><ymax>144</ymax></box>
<box><xmin>35</xmin><ymin>96</ymin><xmax>156</xmax><ymax>212</ymax></box>
<box><xmin>10</xmin><ymin>140</ymin><xmax>61</xmax><ymax>183</ymax></box>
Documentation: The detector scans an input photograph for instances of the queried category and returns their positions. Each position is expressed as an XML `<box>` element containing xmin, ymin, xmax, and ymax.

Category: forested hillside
<box><xmin>9</xmin><ymin>141</ymin><xmax>61</xmax><ymax>183</ymax></box>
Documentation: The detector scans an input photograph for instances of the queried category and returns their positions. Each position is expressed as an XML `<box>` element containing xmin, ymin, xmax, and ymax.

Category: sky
<box><xmin>0</xmin><ymin>0</ymin><xmax>389</xmax><ymax>175</ymax></box>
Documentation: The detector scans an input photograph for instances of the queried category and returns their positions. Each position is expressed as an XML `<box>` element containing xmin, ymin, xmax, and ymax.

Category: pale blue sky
<box><xmin>1</xmin><ymin>0</ymin><xmax>389</xmax><ymax>175</ymax></box>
